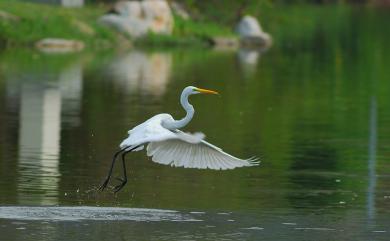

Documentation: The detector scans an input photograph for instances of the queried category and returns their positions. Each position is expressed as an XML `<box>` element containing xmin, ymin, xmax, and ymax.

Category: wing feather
<box><xmin>121</xmin><ymin>115</ymin><xmax>259</xmax><ymax>170</ymax></box>
<box><xmin>146</xmin><ymin>137</ymin><xmax>260</xmax><ymax>170</ymax></box>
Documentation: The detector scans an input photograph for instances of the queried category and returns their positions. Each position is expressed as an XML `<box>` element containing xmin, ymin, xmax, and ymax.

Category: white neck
<box><xmin>163</xmin><ymin>89</ymin><xmax>194</xmax><ymax>130</ymax></box>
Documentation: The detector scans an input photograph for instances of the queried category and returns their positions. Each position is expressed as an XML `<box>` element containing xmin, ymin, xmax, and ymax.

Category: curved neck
<box><xmin>164</xmin><ymin>91</ymin><xmax>194</xmax><ymax>130</ymax></box>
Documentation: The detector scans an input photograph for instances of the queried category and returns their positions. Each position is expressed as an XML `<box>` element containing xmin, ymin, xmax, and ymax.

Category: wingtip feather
<box><xmin>246</xmin><ymin>156</ymin><xmax>261</xmax><ymax>166</ymax></box>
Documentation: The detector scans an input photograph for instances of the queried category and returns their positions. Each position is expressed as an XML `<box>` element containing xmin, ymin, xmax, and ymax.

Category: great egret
<box><xmin>99</xmin><ymin>86</ymin><xmax>259</xmax><ymax>192</ymax></box>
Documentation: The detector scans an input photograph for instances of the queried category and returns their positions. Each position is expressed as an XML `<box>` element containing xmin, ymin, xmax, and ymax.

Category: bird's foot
<box><xmin>98</xmin><ymin>177</ymin><xmax>110</xmax><ymax>191</ymax></box>
<box><xmin>113</xmin><ymin>179</ymin><xmax>127</xmax><ymax>193</ymax></box>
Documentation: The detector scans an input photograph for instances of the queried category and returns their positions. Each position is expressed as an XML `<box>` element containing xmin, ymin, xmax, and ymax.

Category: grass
<box><xmin>0</xmin><ymin>0</ymin><xmax>238</xmax><ymax>49</ymax></box>
<box><xmin>0</xmin><ymin>0</ymin><xmax>115</xmax><ymax>48</ymax></box>
<box><xmin>135</xmin><ymin>15</ymin><xmax>236</xmax><ymax>48</ymax></box>
<box><xmin>0</xmin><ymin>0</ymin><xmax>356</xmax><ymax>50</ymax></box>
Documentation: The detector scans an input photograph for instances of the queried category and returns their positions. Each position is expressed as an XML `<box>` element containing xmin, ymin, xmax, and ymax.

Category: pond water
<box><xmin>0</xmin><ymin>6</ymin><xmax>389</xmax><ymax>241</ymax></box>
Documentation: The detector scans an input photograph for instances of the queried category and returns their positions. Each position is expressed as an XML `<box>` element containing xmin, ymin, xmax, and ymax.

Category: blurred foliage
<box><xmin>134</xmin><ymin>15</ymin><xmax>235</xmax><ymax>48</ymax></box>
<box><xmin>0</xmin><ymin>0</ymin><xmax>115</xmax><ymax>48</ymax></box>
<box><xmin>0</xmin><ymin>0</ymin><xmax>386</xmax><ymax>48</ymax></box>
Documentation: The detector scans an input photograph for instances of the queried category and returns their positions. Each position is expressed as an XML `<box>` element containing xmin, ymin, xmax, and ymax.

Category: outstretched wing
<box><xmin>146</xmin><ymin>132</ymin><xmax>259</xmax><ymax>170</ymax></box>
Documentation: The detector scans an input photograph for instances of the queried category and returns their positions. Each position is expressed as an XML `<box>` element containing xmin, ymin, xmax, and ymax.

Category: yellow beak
<box><xmin>195</xmin><ymin>87</ymin><xmax>219</xmax><ymax>95</ymax></box>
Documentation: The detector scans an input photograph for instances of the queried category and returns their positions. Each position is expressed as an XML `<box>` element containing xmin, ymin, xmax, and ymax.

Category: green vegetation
<box><xmin>135</xmin><ymin>15</ymin><xmax>235</xmax><ymax>48</ymax></box>
<box><xmin>0</xmin><ymin>0</ymin><xmax>237</xmax><ymax>49</ymax></box>
<box><xmin>0</xmin><ymin>0</ymin><xmax>385</xmax><ymax>49</ymax></box>
<box><xmin>0</xmin><ymin>0</ymin><xmax>116</xmax><ymax>48</ymax></box>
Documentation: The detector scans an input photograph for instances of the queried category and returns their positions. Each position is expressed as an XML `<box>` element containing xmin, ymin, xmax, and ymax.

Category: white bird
<box><xmin>99</xmin><ymin>86</ymin><xmax>259</xmax><ymax>192</ymax></box>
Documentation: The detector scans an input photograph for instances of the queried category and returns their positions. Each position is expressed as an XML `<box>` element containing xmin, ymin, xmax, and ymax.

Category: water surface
<box><xmin>0</xmin><ymin>6</ymin><xmax>389</xmax><ymax>240</ymax></box>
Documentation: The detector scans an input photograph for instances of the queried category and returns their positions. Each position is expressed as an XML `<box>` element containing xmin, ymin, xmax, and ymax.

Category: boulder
<box><xmin>99</xmin><ymin>0</ymin><xmax>174</xmax><ymax>38</ymax></box>
<box><xmin>99</xmin><ymin>14</ymin><xmax>149</xmax><ymax>38</ymax></box>
<box><xmin>35</xmin><ymin>38</ymin><xmax>85</xmax><ymax>53</ymax></box>
<box><xmin>114</xmin><ymin>1</ymin><xmax>142</xmax><ymax>17</ymax></box>
<box><xmin>236</xmin><ymin>15</ymin><xmax>272</xmax><ymax>48</ymax></box>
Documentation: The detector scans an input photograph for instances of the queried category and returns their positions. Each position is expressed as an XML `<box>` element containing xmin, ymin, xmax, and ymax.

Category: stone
<box><xmin>141</xmin><ymin>0</ymin><xmax>173</xmax><ymax>34</ymax></box>
<box><xmin>240</xmin><ymin>35</ymin><xmax>272</xmax><ymax>48</ymax></box>
<box><xmin>236</xmin><ymin>15</ymin><xmax>263</xmax><ymax>38</ymax></box>
<box><xmin>0</xmin><ymin>10</ymin><xmax>20</xmax><ymax>22</ymax></box>
<box><xmin>35</xmin><ymin>38</ymin><xmax>85</xmax><ymax>53</ymax></box>
<box><xmin>99</xmin><ymin>14</ymin><xmax>149</xmax><ymax>38</ymax></box>
<box><xmin>170</xmin><ymin>1</ymin><xmax>190</xmax><ymax>20</ymax></box>
<box><xmin>236</xmin><ymin>15</ymin><xmax>272</xmax><ymax>48</ymax></box>
<box><xmin>99</xmin><ymin>0</ymin><xmax>174</xmax><ymax>38</ymax></box>
<box><xmin>114</xmin><ymin>1</ymin><xmax>142</xmax><ymax>17</ymax></box>
<box><xmin>210</xmin><ymin>37</ymin><xmax>239</xmax><ymax>50</ymax></box>
<box><xmin>71</xmin><ymin>19</ymin><xmax>95</xmax><ymax>36</ymax></box>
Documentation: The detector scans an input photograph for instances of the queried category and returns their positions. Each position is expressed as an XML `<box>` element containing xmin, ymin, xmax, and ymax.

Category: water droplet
<box><xmin>282</xmin><ymin>222</ymin><xmax>297</xmax><ymax>225</ymax></box>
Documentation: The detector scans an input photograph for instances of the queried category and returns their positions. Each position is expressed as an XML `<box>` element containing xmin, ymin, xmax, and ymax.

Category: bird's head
<box><xmin>185</xmin><ymin>86</ymin><xmax>219</xmax><ymax>95</ymax></box>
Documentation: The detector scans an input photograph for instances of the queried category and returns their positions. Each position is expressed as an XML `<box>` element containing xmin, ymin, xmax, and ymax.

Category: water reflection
<box><xmin>367</xmin><ymin>97</ymin><xmax>377</xmax><ymax>223</ymax></box>
<box><xmin>58</xmin><ymin>63</ymin><xmax>83</xmax><ymax>127</ymax></box>
<box><xmin>0</xmin><ymin>7</ymin><xmax>389</xmax><ymax>239</ymax></box>
<box><xmin>18</xmin><ymin>84</ymin><xmax>61</xmax><ymax>204</ymax></box>
<box><xmin>15</xmin><ymin>62</ymin><xmax>83</xmax><ymax>205</ymax></box>
<box><xmin>106</xmin><ymin>51</ymin><xmax>172</xmax><ymax>96</ymax></box>
<box><xmin>0</xmin><ymin>50</ymin><xmax>174</xmax><ymax>205</ymax></box>
<box><xmin>237</xmin><ymin>49</ymin><xmax>260</xmax><ymax>79</ymax></box>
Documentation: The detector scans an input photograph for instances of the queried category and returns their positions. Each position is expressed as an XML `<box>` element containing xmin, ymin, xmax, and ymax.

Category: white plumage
<box><xmin>120</xmin><ymin>113</ymin><xmax>258</xmax><ymax>170</ymax></box>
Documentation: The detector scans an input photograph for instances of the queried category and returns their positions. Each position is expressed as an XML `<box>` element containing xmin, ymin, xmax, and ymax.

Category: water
<box><xmin>0</xmin><ymin>6</ymin><xmax>389</xmax><ymax>240</ymax></box>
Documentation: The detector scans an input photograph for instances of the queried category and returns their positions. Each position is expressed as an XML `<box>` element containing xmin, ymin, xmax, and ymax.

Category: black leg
<box><xmin>113</xmin><ymin>150</ymin><xmax>131</xmax><ymax>193</ymax></box>
<box><xmin>98</xmin><ymin>148</ymin><xmax>126</xmax><ymax>191</ymax></box>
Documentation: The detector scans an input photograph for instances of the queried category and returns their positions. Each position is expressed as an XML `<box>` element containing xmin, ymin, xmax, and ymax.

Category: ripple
<box><xmin>294</xmin><ymin>227</ymin><xmax>336</xmax><ymax>231</ymax></box>
<box><xmin>0</xmin><ymin>206</ymin><xmax>202</xmax><ymax>222</ymax></box>
<box><xmin>241</xmin><ymin>227</ymin><xmax>264</xmax><ymax>230</ymax></box>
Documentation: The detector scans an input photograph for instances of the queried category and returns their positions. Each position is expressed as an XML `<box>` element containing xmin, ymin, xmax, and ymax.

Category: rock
<box><xmin>236</xmin><ymin>15</ymin><xmax>272</xmax><ymax>48</ymax></box>
<box><xmin>141</xmin><ymin>0</ymin><xmax>174</xmax><ymax>34</ymax></box>
<box><xmin>236</xmin><ymin>15</ymin><xmax>263</xmax><ymax>38</ymax></box>
<box><xmin>71</xmin><ymin>19</ymin><xmax>95</xmax><ymax>36</ymax></box>
<box><xmin>99</xmin><ymin>0</ymin><xmax>174</xmax><ymax>38</ymax></box>
<box><xmin>170</xmin><ymin>1</ymin><xmax>190</xmax><ymax>20</ymax></box>
<box><xmin>114</xmin><ymin>1</ymin><xmax>142</xmax><ymax>17</ymax></box>
<box><xmin>240</xmin><ymin>35</ymin><xmax>272</xmax><ymax>48</ymax></box>
<box><xmin>0</xmin><ymin>10</ymin><xmax>20</xmax><ymax>22</ymax></box>
<box><xmin>99</xmin><ymin>14</ymin><xmax>149</xmax><ymax>38</ymax></box>
<box><xmin>210</xmin><ymin>37</ymin><xmax>239</xmax><ymax>50</ymax></box>
<box><xmin>35</xmin><ymin>38</ymin><xmax>85</xmax><ymax>53</ymax></box>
